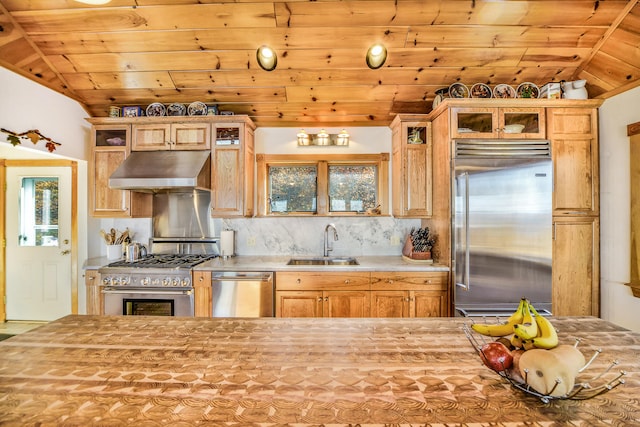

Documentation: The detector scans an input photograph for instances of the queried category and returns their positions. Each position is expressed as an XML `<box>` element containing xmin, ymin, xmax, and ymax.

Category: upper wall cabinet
<box><xmin>390</xmin><ymin>115</ymin><xmax>433</xmax><ymax>218</ymax></box>
<box><xmin>547</xmin><ymin>107</ymin><xmax>599</xmax><ymax>216</ymax></box>
<box><xmin>451</xmin><ymin>107</ymin><xmax>546</xmax><ymax>139</ymax></box>
<box><xmin>211</xmin><ymin>120</ymin><xmax>255</xmax><ymax>217</ymax></box>
<box><xmin>132</xmin><ymin>122</ymin><xmax>210</xmax><ymax>151</ymax></box>
<box><xmin>88</xmin><ymin>115</ymin><xmax>255</xmax><ymax>218</ymax></box>
<box><xmin>89</xmin><ymin>123</ymin><xmax>152</xmax><ymax>218</ymax></box>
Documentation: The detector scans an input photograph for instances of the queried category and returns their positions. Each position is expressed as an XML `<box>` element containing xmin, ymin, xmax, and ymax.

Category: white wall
<box><xmin>0</xmin><ymin>67</ymin><xmax>91</xmax><ymax>314</ymax></box>
<box><xmin>599</xmin><ymin>86</ymin><xmax>640</xmax><ymax>332</ymax></box>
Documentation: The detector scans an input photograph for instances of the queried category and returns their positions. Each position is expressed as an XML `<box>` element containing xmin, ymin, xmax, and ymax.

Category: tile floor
<box><xmin>0</xmin><ymin>321</ymin><xmax>47</xmax><ymax>335</ymax></box>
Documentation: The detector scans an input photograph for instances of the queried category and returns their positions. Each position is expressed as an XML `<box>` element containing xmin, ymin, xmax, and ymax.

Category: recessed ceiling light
<box><xmin>366</xmin><ymin>43</ymin><xmax>387</xmax><ymax>69</ymax></box>
<box><xmin>256</xmin><ymin>46</ymin><xmax>277</xmax><ymax>71</ymax></box>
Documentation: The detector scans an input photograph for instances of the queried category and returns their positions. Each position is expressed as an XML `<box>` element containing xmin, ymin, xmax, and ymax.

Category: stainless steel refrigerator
<box><xmin>452</xmin><ymin>139</ymin><xmax>553</xmax><ymax>317</ymax></box>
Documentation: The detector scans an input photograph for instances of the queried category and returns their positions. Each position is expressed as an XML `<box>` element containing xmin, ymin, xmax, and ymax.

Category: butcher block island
<box><xmin>0</xmin><ymin>315</ymin><xmax>638</xmax><ymax>426</ymax></box>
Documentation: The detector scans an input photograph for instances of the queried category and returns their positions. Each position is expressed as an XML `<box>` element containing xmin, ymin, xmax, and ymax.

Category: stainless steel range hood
<box><xmin>109</xmin><ymin>151</ymin><xmax>211</xmax><ymax>192</ymax></box>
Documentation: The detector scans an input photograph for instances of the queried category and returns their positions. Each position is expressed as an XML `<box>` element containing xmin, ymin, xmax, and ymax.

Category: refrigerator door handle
<box><xmin>456</xmin><ymin>172</ymin><xmax>471</xmax><ymax>291</ymax></box>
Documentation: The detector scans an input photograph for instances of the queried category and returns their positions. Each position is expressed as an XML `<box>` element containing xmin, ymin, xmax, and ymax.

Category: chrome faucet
<box><xmin>324</xmin><ymin>223</ymin><xmax>338</xmax><ymax>257</ymax></box>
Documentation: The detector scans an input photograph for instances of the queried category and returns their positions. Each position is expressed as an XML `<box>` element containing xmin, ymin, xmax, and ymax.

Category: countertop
<box><xmin>84</xmin><ymin>255</ymin><xmax>449</xmax><ymax>272</ymax></box>
<box><xmin>0</xmin><ymin>315</ymin><xmax>637</xmax><ymax>425</ymax></box>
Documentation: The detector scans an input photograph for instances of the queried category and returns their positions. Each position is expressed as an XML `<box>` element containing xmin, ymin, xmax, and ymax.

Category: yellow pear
<box><xmin>549</xmin><ymin>344</ymin><xmax>585</xmax><ymax>378</ymax></box>
<box><xmin>518</xmin><ymin>349</ymin><xmax>575</xmax><ymax>397</ymax></box>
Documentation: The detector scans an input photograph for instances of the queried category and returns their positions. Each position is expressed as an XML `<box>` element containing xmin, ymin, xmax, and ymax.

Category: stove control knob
<box><xmin>102</xmin><ymin>276</ymin><xmax>112</xmax><ymax>286</ymax></box>
<box><xmin>140</xmin><ymin>277</ymin><xmax>151</xmax><ymax>286</ymax></box>
<box><xmin>171</xmin><ymin>277</ymin><xmax>181</xmax><ymax>287</ymax></box>
<box><xmin>181</xmin><ymin>278</ymin><xmax>191</xmax><ymax>287</ymax></box>
<box><xmin>121</xmin><ymin>277</ymin><xmax>131</xmax><ymax>286</ymax></box>
<box><xmin>163</xmin><ymin>277</ymin><xmax>172</xmax><ymax>287</ymax></box>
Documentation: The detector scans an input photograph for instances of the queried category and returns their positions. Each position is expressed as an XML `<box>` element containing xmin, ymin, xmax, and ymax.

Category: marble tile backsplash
<box><xmin>221</xmin><ymin>217</ymin><xmax>421</xmax><ymax>257</ymax></box>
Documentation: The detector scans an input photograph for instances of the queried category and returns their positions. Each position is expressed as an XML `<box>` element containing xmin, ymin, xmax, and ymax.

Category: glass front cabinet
<box><xmin>391</xmin><ymin>115</ymin><xmax>433</xmax><ymax>218</ymax></box>
<box><xmin>451</xmin><ymin>107</ymin><xmax>546</xmax><ymax>139</ymax></box>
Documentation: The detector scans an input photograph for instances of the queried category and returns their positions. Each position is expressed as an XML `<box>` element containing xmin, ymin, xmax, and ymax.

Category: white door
<box><xmin>5</xmin><ymin>166</ymin><xmax>72</xmax><ymax>321</ymax></box>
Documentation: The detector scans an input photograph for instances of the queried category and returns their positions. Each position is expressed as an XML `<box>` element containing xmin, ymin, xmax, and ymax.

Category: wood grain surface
<box><xmin>0</xmin><ymin>315</ymin><xmax>638</xmax><ymax>426</ymax></box>
<box><xmin>0</xmin><ymin>1</ymin><xmax>639</xmax><ymax>125</ymax></box>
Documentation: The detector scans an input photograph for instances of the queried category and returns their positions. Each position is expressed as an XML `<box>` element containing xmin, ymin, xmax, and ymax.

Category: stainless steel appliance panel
<box><xmin>453</xmin><ymin>154</ymin><xmax>552</xmax><ymax>316</ymax></box>
<box><xmin>152</xmin><ymin>191</ymin><xmax>213</xmax><ymax>240</ymax></box>
<box><xmin>211</xmin><ymin>272</ymin><xmax>274</xmax><ymax>317</ymax></box>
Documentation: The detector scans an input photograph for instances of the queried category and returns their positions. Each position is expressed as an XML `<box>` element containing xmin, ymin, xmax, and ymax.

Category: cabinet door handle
<box><xmin>344</xmin><ymin>279</ymin><xmax>350</xmax><ymax>284</ymax></box>
<box><xmin>387</xmin><ymin>279</ymin><xmax>394</xmax><ymax>284</ymax></box>
<box><xmin>324</xmin><ymin>297</ymin><xmax>329</xmax><ymax>301</ymax></box>
<box><xmin>296</xmin><ymin>278</ymin><xmax>301</xmax><ymax>284</ymax></box>
<box><xmin>317</xmin><ymin>297</ymin><xmax>323</xmax><ymax>302</ymax></box>
<box><xmin>423</xmin><ymin>279</ymin><xmax>432</xmax><ymax>284</ymax></box>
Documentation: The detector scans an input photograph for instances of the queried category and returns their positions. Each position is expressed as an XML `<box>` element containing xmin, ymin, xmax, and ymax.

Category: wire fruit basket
<box><xmin>462</xmin><ymin>323</ymin><xmax>626</xmax><ymax>403</ymax></box>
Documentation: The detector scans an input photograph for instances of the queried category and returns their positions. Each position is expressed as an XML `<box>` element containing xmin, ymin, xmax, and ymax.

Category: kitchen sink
<box><xmin>286</xmin><ymin>257</ymin><xmax>359</xmax><ymax>266</ymax></box>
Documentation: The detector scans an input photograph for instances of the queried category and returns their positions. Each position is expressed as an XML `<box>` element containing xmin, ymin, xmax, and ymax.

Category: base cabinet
<box><xmin>193</xmin><ymin>271</ymin><xmax>212</xmax><ymax>317</ymax></box>
<box><xmin>84</xmin><ymin>269</ymin><xmax>102</xmax><ymax>315</ymax></box>
<box><xmin>276</xmin><ymin>271</ymin><xmax>448</xmax><ymax>318</ymax></box>
<box><xmin>371</xmin><ymin>272</ymin><xmax>448</xmax><ymax>317</ymax></box>
<box><xmin>552</xmin><ymin>216</ymin><xmax>599</xmax><ymax>316</ymax></box>
<box><xmin>276</xmin><ymin>290</ymin><xmax>370</xmax><ymax>317</ymax></box>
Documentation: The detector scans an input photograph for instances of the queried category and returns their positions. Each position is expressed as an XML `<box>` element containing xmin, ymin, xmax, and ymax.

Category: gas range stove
<box><xmin>99</xmin><ymin>254</ymin><xmax>217</xmax><ymax>288</ymax></box>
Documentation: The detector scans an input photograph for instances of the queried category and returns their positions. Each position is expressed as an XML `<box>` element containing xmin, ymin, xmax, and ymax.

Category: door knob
<box><xmin>61</xmin><ymin>249</ymin><xmax>71</xmax><ymax>255</ymax></box>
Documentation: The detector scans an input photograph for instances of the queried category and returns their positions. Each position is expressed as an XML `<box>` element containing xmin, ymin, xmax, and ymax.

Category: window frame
<box><xmin>256</xmin><ymin>153</ymin><xmax>389</xmax><ymax>217</ymax></box>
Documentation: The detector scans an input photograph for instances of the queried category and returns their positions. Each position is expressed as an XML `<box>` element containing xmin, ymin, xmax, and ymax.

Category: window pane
<box><xmin>328</xmin><ymin>165</ymin><xmax>377</xmax><ymax>212</ymax></box>
<box><xmin>268</xmin><ymin>166</ymin><xmax>317</xmax><ymax>213</ymax></box>
<box><xmin>19</xmin><ymin>177</ymin><xmax>59</xmax><ymax>247</ymax></box>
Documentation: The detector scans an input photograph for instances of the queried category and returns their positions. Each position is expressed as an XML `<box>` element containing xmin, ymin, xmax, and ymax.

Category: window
<box><xmin>269</xmin><ymin>165</ymin><xmax>317</xmax><ymax>213</ymax></box>
<box><xmin>19</xmin><ymin>177</ymin><xmax>59</xmax><ymax>247</ymax></box>
<box><xmin>328</xmin><ymin>165</ymin><xmax>377</xmax><ymax>212</ymax></box>
<box><xmin>257</xmin><ymin>153</ymin><xmax>389</xmax><ymax>216</ymax></box>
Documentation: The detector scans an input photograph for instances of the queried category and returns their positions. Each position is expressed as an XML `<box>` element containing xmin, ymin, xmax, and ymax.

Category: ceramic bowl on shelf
<box><xmin>503</xmin><ymin>124</ymin><xmax>525</xmax><ymax>133</ymax></box>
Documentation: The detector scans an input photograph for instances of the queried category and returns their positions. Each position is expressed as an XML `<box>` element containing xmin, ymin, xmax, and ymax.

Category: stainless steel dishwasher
<box><xmin>211</xmin><ymin>271</ymin><xmax>274</xmax><ymax>317</ymax></box>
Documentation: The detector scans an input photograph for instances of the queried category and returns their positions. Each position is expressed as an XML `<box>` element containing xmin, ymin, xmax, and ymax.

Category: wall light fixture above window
<box><xmin>256</xmin><ymin>45</ymin><xmax>277</xmax><ymax>71</ymax></box>
<box><xmin>366</xmin><ymin>43</ymin><xmax>387</xmax><ymax>69</ymax></box>
<box><xmin>297</xmin><ymin>129</ymin><xmax>350</xmax><ymax>146</ymax></box>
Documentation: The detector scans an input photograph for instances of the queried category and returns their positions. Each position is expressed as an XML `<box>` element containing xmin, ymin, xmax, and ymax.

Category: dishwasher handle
<box><xmin>211</xmin><ymin>272</ymin><xmax>273</xmax><ymax>282</ymax></box>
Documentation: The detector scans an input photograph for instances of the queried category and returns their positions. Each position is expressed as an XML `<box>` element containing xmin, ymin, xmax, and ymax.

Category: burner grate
<box><xmin>107</xmin><ymin>254</ymin><xmax>217</xmax><ymax>269</ymax></box>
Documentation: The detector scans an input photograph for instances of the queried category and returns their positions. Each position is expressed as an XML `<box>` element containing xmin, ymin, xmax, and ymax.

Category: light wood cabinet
<box><xmin>275</xmin><ymin>271</ymin><xmax>371</xmax><ymax>317</ymax></box>
<box><xmin>211</xmin><ymin>120</ymin><xmax>255</xmax><ymax>217</ymax></box>
<box><xmin>450</xmin><ymin>106</ymin><xmax>546</xmax><ymax>139</ymax></box>
<box><xmin>547</xmin><ymin>106</ymin><xmax>600</xmax><ymax>316</ymax></box>
<box><xmin>390</xmin><ymin>115</ymin><xmax>433</xmax><ymax>218</ymax></box>
<box><xmin>132</xmin><ymin>122</ymin><xmax>210</xmax><ymax>151</ymax></box>
<box><xmin>276</xmin><ymin>291</ymin><xmax>323</xmax><ymax>317</ymax></box>
<box><xmin>548</xmin><ymin>107</ymin><xmax>599</xmax><ymax>216</ymax></box>
<box><xmin>370</xmin><ymin>272</ymin><xmax>448</xmax><ymax>317</ymax></box>
<box><xmin>84</xmin><ymin>269</ymin><xmax>102</xmax><ymax>315</ymax></box>
<box><xmin>552</xmin><ymin>216</ymin><xmax>600</xmax><ymax>316</ymax></box>
<box><xmin>192</xmin><ymin>270</ymin><xmax>212</xmax><ymax>317</ymax></box>
<box><xmin>89</xmin><ymin>123</ymin><xmax>152</xmax><ymax>218</ymax></box>
<box><xmin>275</xmin><ymin>270</ymin><xmax>447</xmax><ymax>317</ymax></box>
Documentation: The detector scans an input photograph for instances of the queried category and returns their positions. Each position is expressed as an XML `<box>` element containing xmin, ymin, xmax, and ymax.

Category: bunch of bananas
<box><xmin>471</xmin><ymin>298</ymin><xmax>558</xmax><ymax>349</ymax></box>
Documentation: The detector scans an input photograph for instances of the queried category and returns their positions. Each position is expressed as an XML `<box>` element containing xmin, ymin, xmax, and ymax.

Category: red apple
<box><xmin>479</xmin><ymin>341</ymin><xmax>514</xmax><ymax>372</ymax></box>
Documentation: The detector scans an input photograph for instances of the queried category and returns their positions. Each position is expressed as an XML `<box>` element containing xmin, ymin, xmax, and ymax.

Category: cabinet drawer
<box><xmin>370</xmin><ymin>272</ymin><xmax>447</xmax><ymax>291</ymax></box>
<box><xmin>276</xmin><ymin>271</ymin><xmax>370</xmax><ymax>291</ymax></box>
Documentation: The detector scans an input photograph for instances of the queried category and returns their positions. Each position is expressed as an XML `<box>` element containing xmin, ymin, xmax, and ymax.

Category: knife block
<box><xmin>401</xmin><ymin>235</ymin><xmax>432</xmax><ymax>261</ymax></box>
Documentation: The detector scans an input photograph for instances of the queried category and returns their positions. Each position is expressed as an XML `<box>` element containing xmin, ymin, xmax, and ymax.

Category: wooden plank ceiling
<box><xmin>0</xmin><ymin>0</ymin><xmax>639</xmax><ymax>127</ymax></box>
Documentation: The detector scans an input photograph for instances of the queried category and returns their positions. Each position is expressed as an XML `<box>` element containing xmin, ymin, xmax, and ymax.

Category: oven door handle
<box><xmin>102</xmin><ymin>288</ymin><xmax>193</xmax><ymax>296</ymax></box>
